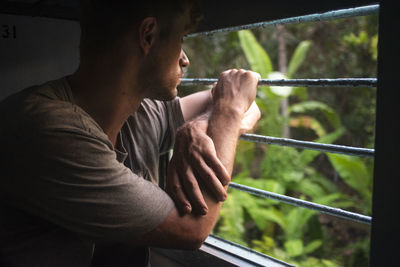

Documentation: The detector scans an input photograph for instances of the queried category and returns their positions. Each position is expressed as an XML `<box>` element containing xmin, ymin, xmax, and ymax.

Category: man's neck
<box><xmin>68</xmin><ymin>59</ymin><xmax>144</xmax><ymax>146</ymax></box>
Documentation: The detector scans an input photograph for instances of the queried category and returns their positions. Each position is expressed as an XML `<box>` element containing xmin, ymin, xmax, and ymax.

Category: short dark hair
<box><xmin>79</xmin><ymin>0</ymin><xmax>203</xmax><ymax>57</ymax></box>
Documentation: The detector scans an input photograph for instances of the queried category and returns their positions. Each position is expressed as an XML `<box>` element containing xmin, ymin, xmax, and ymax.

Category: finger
<box><xmin>189</xmin><ymin>133</ymin><xmax>231</xmax><ymax>187</ymax></box>
<box><xmin>252</xmin><ymin>71</ymin><xmax>261</xmax><ymax>80</ymax></box>
<box><xmin>193</xmin><ymin>155</ymin><xmax>228</xmax><ymax>202</ymax></box>
<box><xmin>201</xmin><ymin>146</ymin><xmax>231</xmax><ymax>187</ymax></box>
<box><xmin>179</xmin><ymin>165</ymin><xmax>208</xmax><ymax>215</ymax></box>
<box><xmin>210</xmin><ymin>82</ymin><xmax>217</xmax><ymax>98</ymax></box>
<box><xmin>167</xmin><ymin>162</ymin><xmax>192</xmax><ymax>215</ymax></box>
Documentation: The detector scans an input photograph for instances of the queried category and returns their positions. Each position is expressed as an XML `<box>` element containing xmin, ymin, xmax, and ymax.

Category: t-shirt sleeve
<box><xmin>10</xmin><ymin>123</ymin><xmax>175</xmax><ymax>243</ymax></box>
<box><xmin>138</xmin><ymin>98</ymin><xmax>185</xmax><ymax>154</ymax></box>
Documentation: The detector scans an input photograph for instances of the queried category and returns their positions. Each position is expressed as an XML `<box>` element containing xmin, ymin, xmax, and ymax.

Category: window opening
<box><xmin>180</xmin><ymin>4</ymin><xmax>378</xmax><ymax>266</ymax></box>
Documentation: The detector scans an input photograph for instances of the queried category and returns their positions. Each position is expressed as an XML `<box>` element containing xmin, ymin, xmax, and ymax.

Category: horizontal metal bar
<box><xmin>229</xmin><ymin>182</ymin><xmax>372</xmax><ymax>225</ymax></box>
<box><xmin>187</xmin><ymin>5</ymin><xmax>379</xmax><ymax>38</ymax></box>
<box><xmin>240</xmin><ymin>133</ymin><xmax>374</xmax><ymax>158</ymax></box>
<box><xmin>180</xmin><ymin>78</ymin><xmax>377</xmax><ymax>87</ymax></box>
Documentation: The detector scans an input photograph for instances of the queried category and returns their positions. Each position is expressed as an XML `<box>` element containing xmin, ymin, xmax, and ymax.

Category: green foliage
<box><xmin>182</xmin><ymin>14</ymin><xmax>376</xmax><ymax>267</ymax></box>
<box><xmin>289</xmin><ymin>101</ymin><xmax>342</xmax><ymax>129</ymax></box>
<box><xmin>327</xmin><ymin>154</ymin><xmax>373</xmax><ymax>214</ymax></box>
<box><xmin>299</xmin><ymin>127</ymin><xmax>345</xmax><ymax>165</ymax></box>
<box><xmin>238</xmin><ymin>30</ymin><xmax>273</xmax><ymax>76</ymax></box>
<box><xmin>343</xmin><ymin>30</ymin><xmax>378</xmax><ymax>61</ymax></box>
<box><xmin>213</xmin><ymin>26</ymin><xmax>374</xmax><ymax>266</ymax></box>
<box><xmin>238</xmin><ymin>30</ymin><xmax>284</xmax><ymax>137</ymax></box>
<box><xmin>216</xmin><ymin>190</ymin><xmax>246</xmax><ymax>245</ymax></box>
<box><xmin>287</xmin><ymin>41</ymin><xmax>312</xmax><ymax>78</ymax></box>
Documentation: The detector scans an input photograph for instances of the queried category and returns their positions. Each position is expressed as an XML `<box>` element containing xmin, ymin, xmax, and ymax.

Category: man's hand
<box><xmin>166</xmin><ymin>118</ymin><xmax>230</xmax><ymax>215</ymax></box>
<box><xmin>209</xmin><ymin>69</ymin><xmax>260</xmax><ymax>170</ymax></box>
<box><xmin>240</xmin><ymin>101</ymin><xmax>261</xmax><ymax>135</ymax></box>
<box><xmin>212</xmin><ymin>69</ymin><xmax>260</xmax><ymax>115</ymax></box>
<box><xmin>167</xmin><ymin>69</ymin><xmax>260</xmax><ymax>216</ymax></box>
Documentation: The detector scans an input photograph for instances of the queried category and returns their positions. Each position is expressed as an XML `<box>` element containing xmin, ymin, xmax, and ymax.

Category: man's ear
<box><xmin>139</xmin><ymin>17</ymin><xmax>158</xmax><ymax>55</ymax></box>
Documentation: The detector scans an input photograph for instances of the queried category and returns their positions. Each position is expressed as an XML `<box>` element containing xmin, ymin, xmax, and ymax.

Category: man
<box><xmin>0</xmin><ymin>0</ymin><xmax>261</xmax><ymax>266</ymax></box>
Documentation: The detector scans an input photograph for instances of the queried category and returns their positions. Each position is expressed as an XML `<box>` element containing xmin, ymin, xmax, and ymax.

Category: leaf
<box><xmin>261</xmin><ymin>146</ymin><xmax>302</xmax><ymax>179</ymax></box>
<box><xmin>308</xmin><ymin>172</ymin><xmax>338</xmax><ymax>193</ymax></box>
<box><xmin>301</xmin><ymin>257</ymin><xmax>341</xmax><ymax>267</ymax></box>
<box><xmin>289</xmin><ymin>101</ymin><xmax>342</xmax><ymax>129</ymax></box>
<box><xmin>251</xmin><ymin>207</ymin><xmax>287</xmax><ymax>231</ymax></box>
<box><xmin>289</xmin><ymin>115</ymin><xmax>326</xmax><ymax>137</ymax></box>
<box><xmin>232</xmin><ymin>176</ymin><xmax>286</xmax><ymax>205</ymax></box>
<box><xmin>298</xmin><ymin>179</ymin><xmax>325</xmax><ymax>199</ymax></box>
<box><xmin>287</xmin><ymin>40</ymin><xmax>312</xmax><ymax>78</ymax></box>
<box><xmin>238</xmin><ymin>30</ymin><xmax>273</xmax><ymax>76</ymax></box>
<box><xmin>304</xmin><ymin>239</ymin><xmax>323</xmax><ymax>254</ymax></box>
<box><xmin>228</xmin><ymin>178</ymin><xmax>288</xmax><ymax>231</ymax></box>
<box><xmin>299</xmin><ymin>127</ymin><xmax>345</xmax><ymax>166</ymax></box>
<box><xmin>286</xmin><ymin>207</ymin><xmax>316</xmax><ymax>239</ymax></box>
<box><xmin>370</xmin><ymin>34</ymin><xmax>378</xmax><ymax>60</ymax></box>
<box><xmin>217</xmin><ymin>190</ymin><xmax>246</xmax><ymax>245</ymax></box>
<box><xmin>268</xmin><ymin>72</ymin><xmax>293</xmax><ymax>97</ymax></box>
<box><xmin>252</xmin><ymin>235</ymin><xmax>276</xmax><ymax>254</ymax></box>
<box><xmin>234</xmin><ymin>140</ymin><xmax>255</xmax><ymax>173</ymax></box>
<box><xmin>291</xmin><ymin>86</ymin><xmax>308</xmax><ymax>101</ymax></box>
<box><xmin>284</xmin><ymin>239</ymin><xmax>304</xmax><ymax>257</ymax></box>
<box><xmin>313</xmin><ymin>193</ymin><xmax>342</xmax><ymax>206</ymax></box>
<box><xmin>282</xmin><ymin>171</ymin><xmax>304</xmax><ymax>183</ymax></box>
<box><xmin>327</xmin><ymin>154</ymin><xmax>372</xmax><ymax>200</ymax></box>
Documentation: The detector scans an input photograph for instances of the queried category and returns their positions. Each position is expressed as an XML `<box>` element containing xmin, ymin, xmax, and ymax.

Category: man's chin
<box><xmin>150</xmin><ymin>88</ymin><xmax>178</xmax><ymax>101</ymax></box>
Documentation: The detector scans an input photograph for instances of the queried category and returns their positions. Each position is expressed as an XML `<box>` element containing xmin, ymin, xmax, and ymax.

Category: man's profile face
<box><xmin>139</xmin><ymin>9</ymin><xmax>191</xmax><ymax>101</ymax></box>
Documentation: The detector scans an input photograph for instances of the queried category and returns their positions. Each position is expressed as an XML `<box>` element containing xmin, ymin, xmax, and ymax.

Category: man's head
<box><xmin>79</xmin><ymin>0</ymin><xmax>202</xmax><ymax>100</ymax></box>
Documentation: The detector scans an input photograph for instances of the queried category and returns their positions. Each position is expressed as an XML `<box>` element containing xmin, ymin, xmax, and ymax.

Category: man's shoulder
<box><xmin>0</xmin><ymin>78</ymin><xmax>106</xmax><ymax>141</ymax></box>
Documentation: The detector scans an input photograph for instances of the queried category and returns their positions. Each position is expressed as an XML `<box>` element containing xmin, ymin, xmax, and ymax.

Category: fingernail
<box><xmin>184</xmin><ymin>204</ymin><xmax>192</xmax><ymax>213</ymax></box>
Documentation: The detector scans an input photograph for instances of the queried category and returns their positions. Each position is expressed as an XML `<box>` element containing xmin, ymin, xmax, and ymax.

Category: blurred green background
<box><xmin>179</xmin><ymin>14</ymin><xmax>377</xmax><ymax>267</ymax></box>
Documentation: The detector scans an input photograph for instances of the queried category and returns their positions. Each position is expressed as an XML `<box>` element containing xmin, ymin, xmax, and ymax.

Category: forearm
<box><xmin>162</xmin><ymin>106</ymin><xmax>242</xmax><ymax>245</ymax></box>
<box><xmin>194</xmin><ymin>104</ymin><xmax>243</xmax><ymax>231</ymax></box>
<box><xmin>139</xmin><ymin>70</ymin><xmax>259</xmax><ymax>249</ymax></box>
<box><xmin>181</xmin><ymin>88</ymin><xmax>244</xmax><ymax>170</ymax></box>
<box><xmin>137</xmin><ymin>109</ymin><xmax>236</xmax><ymax>249</ymax></box>
<box><xmin>180</xmin><ymin>89</ymin><xmax>213</xmax><ymax>122</ymax></box>
<box><xmin>207</xmin><ymin>104</ymin><xmax>242</xmax><ymax>175</ymax></box>
<box><xmin>182</xmin><ymin>89</ymin><xmax>242</xmax><ymax>173</ymax></box>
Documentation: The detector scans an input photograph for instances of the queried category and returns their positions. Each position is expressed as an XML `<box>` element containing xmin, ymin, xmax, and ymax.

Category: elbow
<box><xmin>183</xmin><ymin>231</ymin><xmax>208</xmax><ymax>250</ymax></box>
<box><xmin>186</xmin><ymin>235</ymin><xmax>206</xmax><ymax>250</ymax></box>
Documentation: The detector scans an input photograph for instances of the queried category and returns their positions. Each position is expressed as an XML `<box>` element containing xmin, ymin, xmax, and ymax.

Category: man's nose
<box><xmin>179</xmin><ymin>49</ymin><xmax>190</xmax><ymax>68</ymax></box>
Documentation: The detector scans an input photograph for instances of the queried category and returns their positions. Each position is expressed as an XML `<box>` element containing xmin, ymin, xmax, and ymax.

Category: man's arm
<box><xmin>170</xmin><ymin>80</ymin><xmax>261</xmax><ymax>215</ymax></box>
<box><xmin>169</xmin><ymin>88</ymin><xmax>227</xmax><ymax>214</ymax></box>
<box><xmin>138</xmin><ymin>69</ymin><xmax>260</xmax><ymax>249</ymax></box>
<box><xmin>180</xmin><ymin>88</ymin><xmax>213</xmax><ymax>122</ymax></box>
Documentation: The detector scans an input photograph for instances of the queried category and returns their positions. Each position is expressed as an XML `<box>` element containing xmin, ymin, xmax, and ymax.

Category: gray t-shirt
<box><xmin>0</xmin><ymin>77</ymin><xmax>184</xmax><ymax>266</ymax></box>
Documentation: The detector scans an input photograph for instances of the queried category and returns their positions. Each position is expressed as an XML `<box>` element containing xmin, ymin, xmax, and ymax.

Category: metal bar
<box><xmin>203</xmin><ymin>235</ymin><xmax>295</xmax><ymax>267</ymax></box>
<box><xmin>180</xmin><ymin>78</ymin><xmax>377</xmax><ymax>87</ymax></box>
<box><xmin>229</xmin><ymin>182</ymin><xmax>372</xmax><ymax>225</ymax></box>
<box><xmin>187</xmin><ymin>4</ymin><xmax>379</xmax><ymax>38</ymax></box>
<box><xmin>240</xmin><ymin>133</ymin><xmax>374</xmax><ymax>158</ymax></box>
<box><xmin>152</xmin><ymin>235</ymin><xmax>294</xmax><ymax>267</ymax></box>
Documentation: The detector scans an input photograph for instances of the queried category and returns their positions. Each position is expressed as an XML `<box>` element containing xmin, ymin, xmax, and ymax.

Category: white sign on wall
<box><xmin>0</xmin><ymin>14</ymin><xmax>80</xmax><ymax>100</ymax></box>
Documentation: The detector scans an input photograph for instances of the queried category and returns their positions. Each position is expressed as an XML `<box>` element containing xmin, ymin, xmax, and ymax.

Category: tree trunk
<box><xmin>276</xmin><ymin>24</ymin><xmax>290</xmax><ymax>138</ymax></box>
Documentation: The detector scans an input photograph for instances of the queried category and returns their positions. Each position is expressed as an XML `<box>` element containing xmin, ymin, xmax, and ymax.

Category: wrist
<box><xmin>213</xmin><ymin>101</ymin><xmax>244</xmax><ymax>122</ymax></box>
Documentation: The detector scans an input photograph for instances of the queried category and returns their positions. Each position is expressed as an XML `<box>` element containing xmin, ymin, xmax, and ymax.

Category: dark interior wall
<box><xmin>370</xmin><ymin>0</ymin><xmax>400</xmax><ymax>265</ymax></box>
